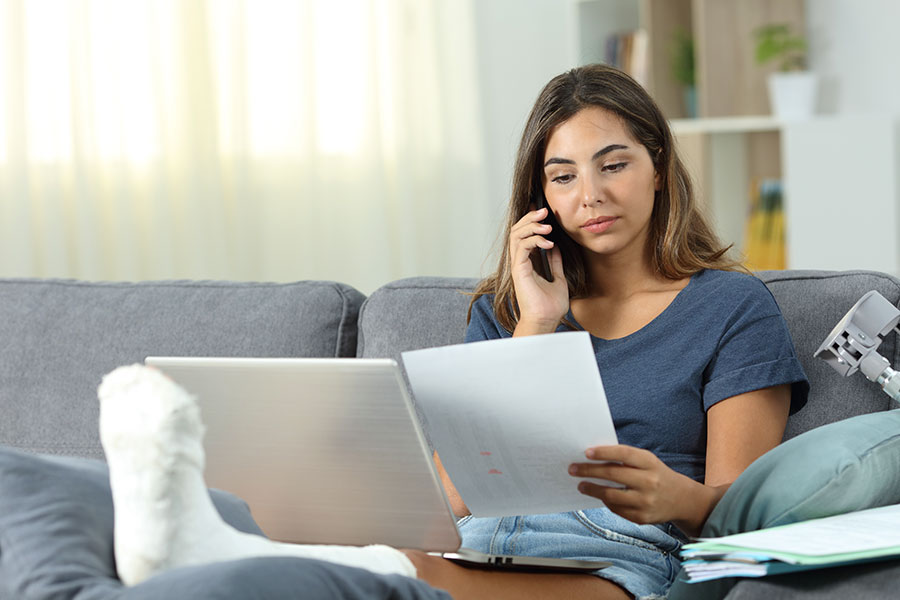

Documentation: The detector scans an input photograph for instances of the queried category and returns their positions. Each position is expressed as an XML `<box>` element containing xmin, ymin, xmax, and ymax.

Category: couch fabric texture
<box><xmin>0</xmin><ymin>279</ymin><xmax>364</xmax><ymax>459</ymax></box>
<box><xmin>1</xmin><ymin>269</ymin><xmax>899</xmax><ymax>599</ymax></box>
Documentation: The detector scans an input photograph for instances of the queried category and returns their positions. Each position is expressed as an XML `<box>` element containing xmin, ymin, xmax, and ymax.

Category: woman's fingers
<box><xmin>568</xmin><ymin>446</ymin><xmax>665</xmax><ymax>495</ymax></box>
<box><xmin>548</xmin><ymin>245</ymin><xmax>564</xmax><ymax>279</ymax></box>
<box><xmin>511</xmin><ymin>211</ymin><xmax>552</xmax><ymax>244</ymax></box>
<box><xmin>569</xmin><ymin>460</ymin><xmax>644</xmax><ymax>488</ymax></box>
<box><xmin>576</xmin><ymin>481</ymin><xmax>638</xmax><ymax>506</ymax></box>
<box><xmin>510</xmin><ymin>210</ymin><xmax>554</xmax><ymax>267</ymax></box>
<box><xmin>584</xmin><ymin>445</ymin><xmax>655</xmax><ymax>467</ymax></box>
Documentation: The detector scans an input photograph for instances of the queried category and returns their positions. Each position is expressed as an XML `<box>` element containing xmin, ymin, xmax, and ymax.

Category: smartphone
<box><xmin>533</xmin><ymin>185</ymin><xmax>554</xmax><ymax>282</ymax></box>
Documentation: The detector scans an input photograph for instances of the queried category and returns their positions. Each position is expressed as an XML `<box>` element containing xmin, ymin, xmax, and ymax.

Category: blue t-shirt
<box><xmin>465</xmin><ymin>269</ymin><xmax>809</xmax><ymax>483</ymax></box>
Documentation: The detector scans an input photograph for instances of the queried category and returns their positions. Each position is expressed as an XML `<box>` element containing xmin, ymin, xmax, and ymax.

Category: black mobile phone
<box><xmin>533</xmin><ymin>186</ymin><xmax>554</xmax><ymax>282</ymax></box>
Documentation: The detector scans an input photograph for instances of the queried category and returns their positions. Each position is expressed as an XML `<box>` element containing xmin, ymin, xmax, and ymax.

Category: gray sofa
<box><xmin>1</xmin><ymin>269</ymin><xmax>899</xmax><ymax>599</ymax></box>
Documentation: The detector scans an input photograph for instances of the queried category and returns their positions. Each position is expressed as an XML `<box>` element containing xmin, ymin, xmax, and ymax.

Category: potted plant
<box><xmin>670</xmin><ymin>28</ymin><xmax>697</xmax><ymax>118</ymax></box>
<box><xmin>754</xmin><ymin>23</ymin><xmax>816</xmax><ymax>119</ymax></box>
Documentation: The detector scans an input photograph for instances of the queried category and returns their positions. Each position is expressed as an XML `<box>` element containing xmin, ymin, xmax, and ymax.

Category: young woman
<box><xmin>404</xmin><ymin>64</ymin><xmax>808</xmax><ymax>599</ymax></box>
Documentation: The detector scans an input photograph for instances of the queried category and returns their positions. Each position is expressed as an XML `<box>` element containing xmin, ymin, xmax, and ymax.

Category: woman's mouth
<box><xmin>581</xmin><ymin>217</ymin><xmax>618</xmax><ymax>234</ymax></box>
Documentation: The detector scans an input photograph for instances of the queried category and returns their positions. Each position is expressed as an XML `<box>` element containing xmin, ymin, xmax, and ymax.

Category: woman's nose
<box><xmin>580</xmin><ymin>173</ymin><xmax>604</xmax><ymax>206</ymax></box>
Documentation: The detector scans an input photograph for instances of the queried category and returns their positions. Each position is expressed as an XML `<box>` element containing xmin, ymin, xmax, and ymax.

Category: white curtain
<box><xmin>0</xmin><ymin>0</ymin><xmax>493</xmax><ymax>293</ymax></box>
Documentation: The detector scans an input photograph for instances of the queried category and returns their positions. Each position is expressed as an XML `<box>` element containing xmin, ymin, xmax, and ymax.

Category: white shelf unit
<box><xmin>670</xmin><ymin>117</ymin><xmax>784</xmax><ymax>256</ymax></box>
<box><xmin>782</xmin><ymin>115</ymin><xmax>900</xmax><ymax>275</ymax></box>
<box><xmin>670</xmin><ymin>116</ymin><xmax>781</xmax><ymax>136</ymax></box>
<box><xmin>673</xmin><ymin>115</ymin><xmax>900</xmax><ymax>275</ymax></box>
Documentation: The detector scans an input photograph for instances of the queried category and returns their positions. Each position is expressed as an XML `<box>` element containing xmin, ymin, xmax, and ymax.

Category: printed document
<box><xmin>402</xmin><ymin>331</ymin><xmax>618</xmax><ymax>517</ymax></box>
<box><xmin>694</xmin><ymin>503</ymin><xmax>900</xmax><ymax>561</ymax></box>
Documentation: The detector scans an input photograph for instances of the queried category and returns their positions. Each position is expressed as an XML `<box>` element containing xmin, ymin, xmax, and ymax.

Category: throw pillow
<box><xmin>0</xmin><ymin>446</ymin><xmax>450</xmax><ymax>600</ymax></box>
<box><xmin>0</xmin><ymin>446</ymin><xmax>264</xmax><ymax>599</ymax></box>
<box><xmin>668</xmin><ymin>409</ymin><xmax>900</xmax><ymax>600</ymax></box>
<box><xmin>702</xmin><ymin>408</ymin><xmax>900</xmax><ymax>537</ymax></box>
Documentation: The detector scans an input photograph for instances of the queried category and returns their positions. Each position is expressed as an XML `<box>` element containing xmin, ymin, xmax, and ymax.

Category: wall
<box><xmin>803</xmin><ymin>0</ymin><xmax>900</xmax><ymax>276</ymax></box>
<box><xmin>806</xmin><ymin>0</ymin><xmax>900</xmax><ymax>116</ymax></box>
<box><xmin>470</xmin><ymin>0</ymin><xmax>576</xmax><ymax>269</ymax></box>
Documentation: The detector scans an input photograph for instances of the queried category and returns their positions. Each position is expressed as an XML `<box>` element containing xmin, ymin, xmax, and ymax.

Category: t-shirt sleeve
<box><xmin>702</xmin><ymin>279</ymin><xmax>809</xmax><ymax>414</ymax></box>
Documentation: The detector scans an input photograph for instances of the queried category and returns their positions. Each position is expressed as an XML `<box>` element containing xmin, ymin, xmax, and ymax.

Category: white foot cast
<box><xmin>98</xmin><ymin>364</ymin><xmax>417</xmax><ymax>586</ymax></box>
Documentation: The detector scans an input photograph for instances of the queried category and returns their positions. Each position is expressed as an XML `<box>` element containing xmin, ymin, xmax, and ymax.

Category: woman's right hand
<box><xmin>509</xmin><ymin>207</ymin><xmax>568</xmax><ymax>336</ymax></box>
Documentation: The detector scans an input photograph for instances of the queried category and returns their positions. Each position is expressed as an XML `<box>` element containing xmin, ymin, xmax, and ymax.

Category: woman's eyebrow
<box><xmin>543</xmin><ymin>144</ymin><xmax>630</xmax><ymax>167</ymax></box>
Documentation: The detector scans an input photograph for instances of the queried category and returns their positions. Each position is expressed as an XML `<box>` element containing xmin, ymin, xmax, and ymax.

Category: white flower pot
<box><xmin>767</xmin><ymin>71</ymin><xmax>818</xmax><ymax>120</ymax></box>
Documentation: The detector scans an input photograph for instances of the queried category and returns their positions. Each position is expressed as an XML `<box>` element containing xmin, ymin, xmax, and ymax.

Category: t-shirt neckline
<box><xmin>565</xmin><ymin>270</ymin><xmax>701</xmax><ymax>343</ymax></box>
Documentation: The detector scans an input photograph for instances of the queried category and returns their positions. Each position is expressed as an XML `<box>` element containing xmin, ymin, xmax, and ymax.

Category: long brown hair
<box><xmin>470</xmin><ymin>63</ymin><xmax>743</xmax><ymax>332</ymax></box>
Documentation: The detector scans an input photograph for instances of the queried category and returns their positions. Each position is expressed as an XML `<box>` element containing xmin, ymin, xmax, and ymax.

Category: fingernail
<box><xmin>568</xmin><ymin>464</ymin><xmax>578</xmax><ymax>476</ymax></box>
<box><xmin>585</xmin><ymin>449</ymin><xmax>595</xmax><ymax>459</ymax></box>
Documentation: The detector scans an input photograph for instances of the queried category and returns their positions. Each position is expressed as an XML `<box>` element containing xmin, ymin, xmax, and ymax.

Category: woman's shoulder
<box><xmin>466</xmin><ymin>293</ymin><xmax>510</xmax><ymax>341</ymax></box>
<box><xmin>469</xmin><ymin>292</ymin><xmax>496</xmax><ymax>317</ymax></box>
<box><xmin>693</xmin><ymin>269</ymin><xmax>771</xmax><ymax>297</ymax></box>
<box><xmin>691</xmin><ymin>269</ymin><xmax>782</xmax><ymax>318</ymax></box>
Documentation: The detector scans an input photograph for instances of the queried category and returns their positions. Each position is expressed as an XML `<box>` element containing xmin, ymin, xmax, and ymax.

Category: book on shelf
<box><xmin>742</xmin><ymin>178</ymin><xmax>786</xmax><ymax>271</ymax></box>
<box><xmin>604</xmin><ymin>29</ymin><xmax>648</xmax><ymax>88</ymax></box>
<box><xmin>679</xmin><ymin>503</ymin><xmax>900</xmax><ymax>583</ymax></box>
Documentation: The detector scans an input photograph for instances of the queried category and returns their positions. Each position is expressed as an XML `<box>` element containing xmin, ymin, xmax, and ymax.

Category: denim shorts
<box><xmin>457</xmin><ymin>508</ymin><xmax>687</xmax><ymax>600</ymax></box>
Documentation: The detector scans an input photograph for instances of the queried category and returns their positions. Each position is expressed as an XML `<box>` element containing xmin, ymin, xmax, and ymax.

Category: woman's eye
<box><xmin>603</xmin><ymin>162</ymin><xmax>627</xmax><ymax>173</ymax></box>
<box><xmin>551</xmin><ymin>174</ymin><xmax>574</xmax><ymax>184</ymax></box>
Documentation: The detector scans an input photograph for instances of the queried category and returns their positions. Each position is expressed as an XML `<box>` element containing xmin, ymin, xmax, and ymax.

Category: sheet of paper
<box><xmin>692</xmin><ymin>503</ymin><xmax>900</xmax><ymax>563</ymax></box>
<box><xmin>401</xmin><ymin>331</ymin><xmax>618</xmax><ymax>517</ymax></box>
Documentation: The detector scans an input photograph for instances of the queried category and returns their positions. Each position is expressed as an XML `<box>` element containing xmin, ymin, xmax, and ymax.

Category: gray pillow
<box><xmin>0</xmin><ymin>446</ymin><xmax>262</xmax><ymax>599</ymax></box>
<box><xmin>0</xmin><ymin>446</ymin><xmax>450</xmax><ymax>600</ymax></box>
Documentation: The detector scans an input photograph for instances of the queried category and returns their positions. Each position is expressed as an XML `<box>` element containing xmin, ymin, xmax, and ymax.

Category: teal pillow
<box><xmin>702</xmin><ymin>409</ymin><xmax>900</xmax><ymax>538</ymax></box>
<box><xmin>668</xmin><ymin>409</ymin><xmax>900</xmax><ymax>600</ymax></box>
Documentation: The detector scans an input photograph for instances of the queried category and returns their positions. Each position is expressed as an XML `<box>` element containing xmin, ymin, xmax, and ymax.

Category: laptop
<box><xmin>145</xmin><ymin>356</ymin><xmax>611</xmax><ymax>573</ymax></box>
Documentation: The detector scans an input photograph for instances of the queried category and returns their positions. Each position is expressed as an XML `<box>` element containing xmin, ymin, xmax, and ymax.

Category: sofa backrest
<box><xmin>0</xmin><ymin>279</ymin><xmax>364</xmax><ymax>458</ymax></box>
<box><xmin>360</xmin><ymin>271</ymin><xmax>900</xmax><ymax>441</ymax></box>
<box><xmin>357</xmin><ymin>277</ymin><xmax>478</xmax><ymax>360</ymax></box>
<box><xmin>5</xmin><ymin>270</ymin><xmax>898</xmax><ymax>460</ymax></box>
<box><xmin>758</xmin><ymin>270</ymin><xmax>900</xmax><ymax>439</ymax></box>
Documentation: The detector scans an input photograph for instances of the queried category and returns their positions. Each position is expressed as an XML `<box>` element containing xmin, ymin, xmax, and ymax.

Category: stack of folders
<box><xmin>680</xmin><ymin>503</ymin><xmax>900</xmax><ymax>583</ymax></box>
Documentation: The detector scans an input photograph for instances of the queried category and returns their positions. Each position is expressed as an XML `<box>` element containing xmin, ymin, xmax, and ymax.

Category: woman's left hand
<box><xmin>568</xmin><ymin>445</ymin><xmax>712</xmax><ymax>529</ymax></box>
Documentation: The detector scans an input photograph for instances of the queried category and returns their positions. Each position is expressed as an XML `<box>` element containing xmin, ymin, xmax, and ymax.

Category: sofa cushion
<box><xmin>724</xmin><ymin>559</ymin><xmax>900</xmax><ymax>600</ymax></box>
<box><xmin>356</xmin><ymin>276</ymin><xmax>478</xmax><ymax>360</ymax></box>
<box><xmin>0</xmin><ymin>446</ymin><xmax>450</xmax><ymax>600</ymax></box>
<box><xmin>0</xmin><ymin>279</ymin><xmax>365</xmax><ymax>458</ymax></box>
<box><xmin>758</xmin><ymin>270</ymin><xmax>900</xmax><ymax>439</ymax></box>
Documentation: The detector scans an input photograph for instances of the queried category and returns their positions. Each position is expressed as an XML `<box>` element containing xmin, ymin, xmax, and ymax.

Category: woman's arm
<box><xmin>704</xmin><ymin>384</ymin><xmax>790</xmax><ymax>486</ymax></box>
<box><xmin>570</xmin><ymin>384</ymin><xmax>791</xmax><ymax>537</ymax></box>
<box><xmin>679</xmin><ymin>383</ymin><xmax>791</xmax><ymax>534</ymax></box>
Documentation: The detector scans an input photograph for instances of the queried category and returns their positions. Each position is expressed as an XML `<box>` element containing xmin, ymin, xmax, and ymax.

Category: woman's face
<box><xmin>541</xmin><ymin>106</ymin><xmax>659</xmax><ymax>264</ymax></box>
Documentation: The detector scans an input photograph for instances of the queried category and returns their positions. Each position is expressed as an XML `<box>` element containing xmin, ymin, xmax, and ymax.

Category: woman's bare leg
<box><xmin>405</xmin><ymin>551</ymin><xmax>632</xmax><ymax>600</ymax></box>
